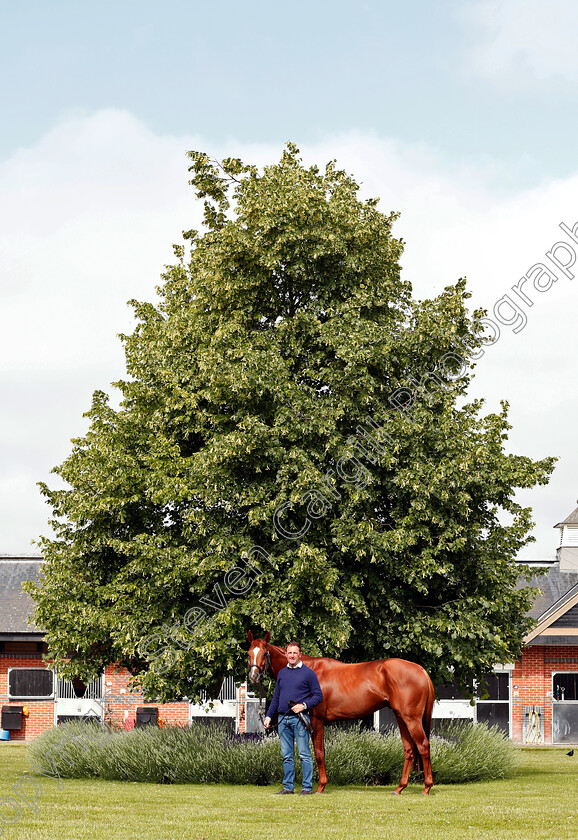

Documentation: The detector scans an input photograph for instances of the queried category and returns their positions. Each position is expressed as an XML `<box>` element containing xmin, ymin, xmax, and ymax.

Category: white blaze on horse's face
<box><xmin>248</xmin><ymin>644</ymin><xmax>262</xmax><ymax>683</ymax></box>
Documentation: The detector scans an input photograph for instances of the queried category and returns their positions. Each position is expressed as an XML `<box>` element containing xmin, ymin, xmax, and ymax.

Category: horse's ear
<box><xmin>247</xmin><ymin>630</ymin><xmax>254</xmax><ymax>644</ymax></box>
<box><xmin>264</xmin><ymin>631</ymin><xmax>270</xmax><ymax>644</ymax></box>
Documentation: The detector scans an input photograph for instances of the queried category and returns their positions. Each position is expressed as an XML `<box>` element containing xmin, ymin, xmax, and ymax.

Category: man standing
<box><xmin>263</xmin><ymin>640</ymin><xmax>323</xmax><ymax>795</ymax></box>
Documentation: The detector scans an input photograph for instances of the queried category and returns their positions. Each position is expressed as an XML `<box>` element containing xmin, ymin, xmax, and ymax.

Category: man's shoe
<box><xmin>300</xmin><ymin>790</ymin><xmax>312</xmax><ymax>795</ymax></box>
<box><xmin>275</xmin><ymin>789</ymin><xmax>294</xmax><ymax>794</ymax></box>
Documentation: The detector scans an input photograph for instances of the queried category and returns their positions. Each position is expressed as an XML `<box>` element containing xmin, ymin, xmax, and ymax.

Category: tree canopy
<box><xmin>29</xmin><ymin>143</ymin><xmax>555</xmax><ymax>701</ymax></box>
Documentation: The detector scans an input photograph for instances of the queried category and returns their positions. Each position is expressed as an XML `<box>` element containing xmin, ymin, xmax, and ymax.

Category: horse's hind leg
<box><xmin>311</xmin><ymin>719</ymin><xmax>327</xmax><ymax>793</ymax></box>
<box><xmin>392</xmin><ymin>714</ymin><xmax>415</xmax><ymax>795</ymax></box>
<box><xmin>403</xmin><ymin>716</ymin><xmax>433</xmax><ymax>796</ymax></box>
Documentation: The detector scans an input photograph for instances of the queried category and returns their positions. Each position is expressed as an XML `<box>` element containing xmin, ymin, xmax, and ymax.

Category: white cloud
<box><xmin>1</xmin><ymin>112</ymin><xmax>577</xmax><ymax>557</ymax></box>
<box><xmin>0</xmin><ymin>110</ymin><xmax>204</xmax><ymax>372</ymax></box>
<box><xmin>457</xmin><ymin>0</ymin><xmax>578</xmax><ymax>85</ymax></box>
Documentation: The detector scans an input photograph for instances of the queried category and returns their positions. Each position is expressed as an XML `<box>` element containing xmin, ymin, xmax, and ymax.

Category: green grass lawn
<box><xmin>1</xmin><ymin>745</ymin><xmax>576</xmax><ymax>840</ymax></box>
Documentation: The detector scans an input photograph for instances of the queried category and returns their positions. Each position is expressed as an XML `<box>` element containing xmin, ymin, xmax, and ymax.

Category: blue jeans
<box><xmin>278</xmin><ymin>712</ymin><xmax>313</xmax><ymax>791</ymax></box>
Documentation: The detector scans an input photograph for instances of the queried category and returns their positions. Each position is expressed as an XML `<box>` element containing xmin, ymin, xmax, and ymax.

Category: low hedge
<box><xmin>27</xmin><ymin>719</ymin><xmax>519</xmax><ymax>786</ymax></box>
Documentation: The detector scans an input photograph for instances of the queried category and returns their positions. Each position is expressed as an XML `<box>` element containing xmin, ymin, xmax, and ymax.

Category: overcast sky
<box><xmin>1</xmin><ymin>0</ymin><xmax>577</xmax><ymax>558</ymax></box>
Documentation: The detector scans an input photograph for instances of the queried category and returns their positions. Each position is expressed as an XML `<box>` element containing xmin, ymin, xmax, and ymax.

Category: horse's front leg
<box><xmin>311</xmin><ymin>718</ymin><xmax>327</xmax><ymax>793</ymax></box>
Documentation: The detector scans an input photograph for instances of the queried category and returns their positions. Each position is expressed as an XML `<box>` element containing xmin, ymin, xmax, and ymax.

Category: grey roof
<box><xmin>520</xmin><ymin>565</ymin><xmax>578</xmax><ymax>622</ymax></box>
<box><xmin>553</xmin><ymin>501</ymin><xmax>578</xmax><ymax>529</ymax></box>
<box><xmin>2</xmin><ymin>554</ymin><xmax>577</xmax><ymax>641</ymax></box>
<box><xmin>526</xmin><ymin>635</ymin><xmax>578</xmax><ymax>646</ymax></box>
<box><xmin>0</xmin><ymin>557</ymin><xmax>44</xmax><ymax>634</ymax></box>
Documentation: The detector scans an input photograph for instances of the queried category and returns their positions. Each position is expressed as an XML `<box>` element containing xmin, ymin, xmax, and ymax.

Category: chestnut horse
<box><xmin>247</xmin><ymin>631</ymin><xmax>435</xmax><ymax>795</ymax></box>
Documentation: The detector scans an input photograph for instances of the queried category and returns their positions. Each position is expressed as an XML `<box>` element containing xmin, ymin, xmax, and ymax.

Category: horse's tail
<box><xmin>423</xmin><ymin>675</ymin><xmax>435</xmax><ymax>742</ymax></box>
<box><xmin>411</xmin><ymin>673</ymin><xmax>435</xmax><ymax>773</ymax></box>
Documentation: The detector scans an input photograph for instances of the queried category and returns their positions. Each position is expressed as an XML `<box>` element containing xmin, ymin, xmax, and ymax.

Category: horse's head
<box><xmin>247</xmin><ymin>630</ymin><xmax>271</xmax><ymax>684</ymax></box>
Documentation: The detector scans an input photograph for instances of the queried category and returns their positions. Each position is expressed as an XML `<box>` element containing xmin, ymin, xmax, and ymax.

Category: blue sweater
<box><xmin>266</xmin><ymin>664</ymin><xmax>323</xmax><ymax>718</ymax></box>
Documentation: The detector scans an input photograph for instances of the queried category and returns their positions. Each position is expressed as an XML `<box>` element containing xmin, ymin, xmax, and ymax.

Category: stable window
<box><xmin>57</xmin><ymin>674</ymin><xmax>103</xmax><ymax>700</ymax></box>
<box><xmin>477</xmin><ymin>673</ymin><xmax>509</xmax><ymax>701</ymax></box>
<box><xmin>552</xmin><ymin>672</ymin><xmax>578</xmax><ymax>744</ymax></box>
<box><xmin>553</xmin><ymin>672</ymin><xmax>578</xmax><ymax>701</ymax></box>
<box><xmin>8</xmin><ymin>668</ymin><xmax>55</xmax><ymax>699</ymax></box>
<box><xmin>476</xmin><ymin>672</ymin><xmax>510</xmax><ymax>735</ymax></box>
<box><xmin>218</xmin><ymin>674</ymin><xmax>236</xmax><ymax>702</ymax></box>
<box><xmin>435</xmin><ymin>678</ymin><xmax>472</xmax><ymax>700</ymax></box>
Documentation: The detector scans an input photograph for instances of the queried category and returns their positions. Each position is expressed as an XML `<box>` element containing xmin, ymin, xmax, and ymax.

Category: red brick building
<box><xmin>511</xmin><ymin>502</ymin><xmax>578</xmax><ymax>744</ymax></box>
<box><xmin>0</xmin><ymin>557</ymin><xmax>237</xmax><ymax>740</ymax></box>
<box><xmin>422</xmin><ymin>502</ymin><xmax>578</xmax><ymax>744</ymax></box>
<box><xmin>3</xmin><ymin>503</ymin><xmax>578</xmax><ymax>743</ymax></box>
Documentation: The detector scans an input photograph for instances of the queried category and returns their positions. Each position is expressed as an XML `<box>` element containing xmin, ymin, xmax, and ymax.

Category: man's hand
<box><xmin>291</xmin><ymin>703</ymin><xmax>306</xmax><ymax>714</ymax></box>
<box><xmin>263</xmin><ymin>716</ymin><xmax>271</xmax><ymax>729</ymax></box>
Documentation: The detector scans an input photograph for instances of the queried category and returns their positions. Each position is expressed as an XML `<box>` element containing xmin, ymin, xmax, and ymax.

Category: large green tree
<box><xmin>29</xmin><ymin>144</ymin><xmax>554</xmax><ymax>701</ymax></box>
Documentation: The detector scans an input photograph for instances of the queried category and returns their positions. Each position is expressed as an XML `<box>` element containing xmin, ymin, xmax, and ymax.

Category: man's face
<box><xmin>287</xmin><ymin>644</ymin><xmax>301</xmax><ymax>666</ymax></box>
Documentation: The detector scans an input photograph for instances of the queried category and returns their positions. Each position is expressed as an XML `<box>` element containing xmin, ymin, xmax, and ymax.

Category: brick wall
<box><xmin>238</xmin><ymin>683</ymin><xmax>246</xmax><ymax>733</ymax></box>
<box><xmin>512</xmin><ymin>644</ymin><xmax>578</xmax><ymax>743</ymax></box>
<box><xmin>100</xmin><ymin>665</ymin><xmax>190</xmax><ymax>730</ymax></box>
<box><xmin>0</xmin><ymin>653</ymin><xmax>54</xmax><ymax>739</ymax></box>
<box><xmin>1</xmin><ymin>655</ymin><xmax>190</xmax><ymax>740</ymax></box>
<box><xmin>8</xmin><ymin>646</ymin><xmax>575</xmax><ymax>744</ymax></box>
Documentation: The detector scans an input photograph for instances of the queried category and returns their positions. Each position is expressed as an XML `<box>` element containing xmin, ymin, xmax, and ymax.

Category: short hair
<box><xmin>286</xmin><ymin>640</ymin><xmax>301</xmax><ymax>651</ymax></box>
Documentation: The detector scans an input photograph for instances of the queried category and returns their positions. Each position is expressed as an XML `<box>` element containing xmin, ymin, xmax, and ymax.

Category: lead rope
<box><xmin>259</xmin><ymin>676</ymin><xmax>265</xmax><ymax>725</ymax></box>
